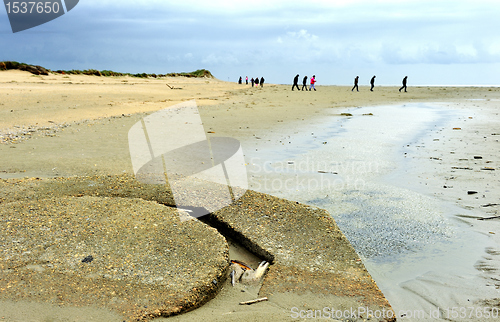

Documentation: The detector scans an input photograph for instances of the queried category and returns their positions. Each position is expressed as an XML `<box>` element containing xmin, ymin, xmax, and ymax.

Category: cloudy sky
<box><xmin>1</xmin><ymin>0</ymin><xmax>500</xmax><ymax>85</ymax></box>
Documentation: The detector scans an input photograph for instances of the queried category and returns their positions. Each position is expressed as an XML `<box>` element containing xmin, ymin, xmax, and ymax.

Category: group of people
<box><xmin>291</xmin><ymin>74</ymin><xmax>317</xmax><ymax>91</ymax></box>
<box><xmin>352</xmin><ymin>75</ymin><xmax>408</xmax><ymax>92</ymax></box>
<box><xmin>352</xmin><ymin>75</ymin><xmax>376</xmax><ymax>92</ymax></box>
<box><xmin>239</xmin><ymin>76</ymin><xmax>265</xmax><ymax>87</ymax></box>
<box><xmin>238</xmin><ymin>74</ymin><xmax>408</xmax><ymax>92</ymax></box>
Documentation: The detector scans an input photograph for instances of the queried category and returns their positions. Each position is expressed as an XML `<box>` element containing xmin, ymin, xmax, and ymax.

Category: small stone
<box><xmin>467</xmin><ymin>191</ymin><xmax>478</xmax><ymax>195</ymax></box>
<box><xmin>82</xmin><ymin>255</ymin><xmax>94</xmax><ymax>263</ymax></box>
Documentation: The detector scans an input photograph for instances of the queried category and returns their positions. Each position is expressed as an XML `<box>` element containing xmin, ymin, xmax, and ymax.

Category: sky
<box><xmin>1</xmin><ymin>0</ymin><xmax>500</xmax><ymax>85</ymax></box>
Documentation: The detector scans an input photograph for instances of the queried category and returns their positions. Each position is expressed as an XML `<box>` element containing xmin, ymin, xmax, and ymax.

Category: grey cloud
<box><xmin>2</xmin><ymin>1</ymin><xmax>500</xmax><ymax>85</ymax></box>
<box><xmin>381</xmin><ymin>42</ymin><xmax>500</xmax><ymax>65</ymax></box>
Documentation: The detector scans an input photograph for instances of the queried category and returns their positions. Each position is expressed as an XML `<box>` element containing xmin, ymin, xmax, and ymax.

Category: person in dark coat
<box><xmin>255</xmin><ymin>77</ymin><xmax>259</xmax><ymax>86</ymax></box>
<box><xmin>399</xmin><ymin>76</ymin><xmax>408</xmax><ymax>92</ymax></box>
<box><xmin>251</xmin><ymin>78</ymin><xmax>254</xmax><ymax>87</ymax></box>
<box><xmin>260</xmin><ymin>77</ymin><xmax>265</xmax><ymax>87</ymax></box>
<box><xmin>352</xmin><ymin>76</ymin><xmax>359</xmax><ymax>92</ymax></box>
<box><xmin>292</xmin><ymin>74</ymin><xmax>300</xmax><ymax>91</ymax></box>
<box><xmin>370</xmin><ymin>75</ymin><xmax>376</xmax><ymax>91</ymax></box>
<box><xmin>302</xmin><ymin>76</ymin><xmax>308</xmax><ymax>91</ymax></box>
<box><xmin>238</xmin><ymin>76</ymin><xmax>242</xmax><ymax>84</ymax></box>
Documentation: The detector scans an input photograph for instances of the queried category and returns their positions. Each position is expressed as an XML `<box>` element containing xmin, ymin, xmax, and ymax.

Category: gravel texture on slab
<box><xmin>206</xmin><ymin>189</ymin><xmax>396</xmax><ymax>321</ymax></box>
<box><xmin>0</xmin><ymin>175</ymin><xmax>394</xmax><ymax>321</ymax></box>
<box><xmin>0</xmin><ymin>179</ymin><xmax>228</xmax><ymax>321</ymax></box>
<box><xmin>0</xmin><ymin>175</ymin><xmax>176</xmax><ymax>206</ymax></box>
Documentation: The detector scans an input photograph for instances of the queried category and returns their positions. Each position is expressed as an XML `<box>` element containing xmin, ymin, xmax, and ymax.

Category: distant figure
<box><xmin>399</xmin><ymin>76</ymin><xmax>408</xmax><ymax>92</ymax></box>
<box><xmin>260</xmin><ymin>77</ymin><xmax>265</xmax><ymax>87</ymax></box>
<box><xmin>292</xmin><ymin>74</ymin><xmax>300</xmax><ymax>91</ymax></box>
<box><xmin>352</xmin><ymin>76</ymin><xmax>359</xmax><ymax>92</ymax></box>
<box><xmin>302</xmin><ymin>76</ymin><xmax>308</xmax><ymax>91</ymax></box>
<box><xmin>370</xmin><ymin>75</ymin><xmax>376</xmax><ymax>91</ymax></box>
<box><xmin>251</xmin><ymin>78</ymin><xmax>254</xmax><ymax>87</ymax></box>
<box><xmin>246</xmin><ymin>76</ymin><xmax>248</xmax><ymax>85</ymax></box>
<box><xmin>255</xmin><ymin>77</ymin><xmax>259</xmax><ymax>86</ymax></box>
<box><xmin>309</xmin><ymin>75</ymin><xmax>316</xmax><ymax>91</ymax></box>
<box><xmin>238</xmin><ymin>76</ymin><xmax>242</xmax><ymax>84</ymax></box>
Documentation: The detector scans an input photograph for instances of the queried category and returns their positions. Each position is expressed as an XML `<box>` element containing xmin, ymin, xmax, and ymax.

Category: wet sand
<box><xmin>243</xmin><ymin>101</ymin><xmax>500</xmax><ymax>320</ymax></box>
<box><xmin>1</xmin><ymin>70</ymin><xmax>500</xmax><ymax>321</ymax></box>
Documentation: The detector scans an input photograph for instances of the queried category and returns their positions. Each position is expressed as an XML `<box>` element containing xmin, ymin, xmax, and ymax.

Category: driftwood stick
<box><xmin>165</xmin><ymin>83</ymin><xmax>174</xmax><ymax>89</ymax></box>
<box><xmin>482</xmin><ymin>203</ymin><xmax>500</xmax><ymax>208</ymax></box>
<box><xmin>239</xmin><ymin>297</ymin><xmax>268</xmax><ymax>305</ymax></box>
<box><xmin>478</xmin><ymin>215</ymin><xmax>500</xmax><ymax>221</ymax></box>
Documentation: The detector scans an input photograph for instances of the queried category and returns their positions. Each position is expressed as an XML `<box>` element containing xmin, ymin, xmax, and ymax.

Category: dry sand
<box><xmin>1</xmin><ymin>70</ymin><xmax>500</xmax><ymax>321</ymax></box>
<box><xmin>2</xmin><ymin>70</ymin><xmax>496</xmax><ymax>179</ymax></box>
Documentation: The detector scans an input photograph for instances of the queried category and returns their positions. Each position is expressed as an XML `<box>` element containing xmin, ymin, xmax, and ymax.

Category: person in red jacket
<box><xmin>309</xmin><ymin>75</ymin><xmax>316</xmax><ymax>91</ymax></box>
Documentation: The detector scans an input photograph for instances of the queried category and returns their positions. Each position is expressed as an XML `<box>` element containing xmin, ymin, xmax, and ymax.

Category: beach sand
<box><xmin>1</xmin><ymin>70</ymin><xmax>499</xmax><ymax>321</ymax></box>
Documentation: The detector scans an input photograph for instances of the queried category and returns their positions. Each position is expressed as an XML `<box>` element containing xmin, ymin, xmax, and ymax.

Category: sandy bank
<box><xmin>1</xmin><ymin>70</ymin><xmax>500</xmax><ymax>321</ymax></box>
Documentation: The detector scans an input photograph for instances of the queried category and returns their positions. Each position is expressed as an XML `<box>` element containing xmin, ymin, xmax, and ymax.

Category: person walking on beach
<box><xmin>245</xmin><ymin>76</ymin><xmax>248</xmax><ymax>85</ymax></box>
<box><xmin>238</xmin><ymin>76</ymin><xmax>242</xmax><ymax>84</ymax></box>
<box><xmin>309</xmin><ymin>75</ymin><xmax>316</xmax><ymax>91</ymax></box>
<box><xmin>370</xmin><ymin>75</ymin><xmax>376</xmax><ymax>91</ymax></box>
<box><xmin>302</xmin><ymin>76</ymin><xmax>308</xmax><ymax>91</ymax></box>
<box><xmin>352</xmin><ymin>76</ymin><xmax>359</xmax><ymax>92</ymax></box>
<box><xmin>260</xmin><ymin>77</ymin><xmax>265</xmax><ymax>87</ymax></box>
<box><xmin>255</xmin><ymin>77</ymin><xmax>259</xmax><ymax>87</ymax></box>
<box><xmin>292</xmin><ymin>74</ymin><xmax>300</xmax><ymax>91</ymax></box>
<box><xmin>399</xmin><ymin>76</ymin><xmax>408</xmax><ymax>92</ymax></box>
<box><xmin>251</xmin><ymin>78</ymin><xmax>254</xmax><ymax>87</ymax></box>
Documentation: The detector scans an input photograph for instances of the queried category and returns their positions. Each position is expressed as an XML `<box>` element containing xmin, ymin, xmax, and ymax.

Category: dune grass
<box><xmin>0</xmin><ymin>61</ymin><xmax>214</xmax><ymax>79</ymax></box>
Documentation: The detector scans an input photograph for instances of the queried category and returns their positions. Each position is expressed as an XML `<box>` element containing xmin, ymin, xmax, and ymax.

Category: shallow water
<box><xmin>245</xmin><ymin>103</ymin><xmax>499</xmax><ymax>320</ymax></box>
